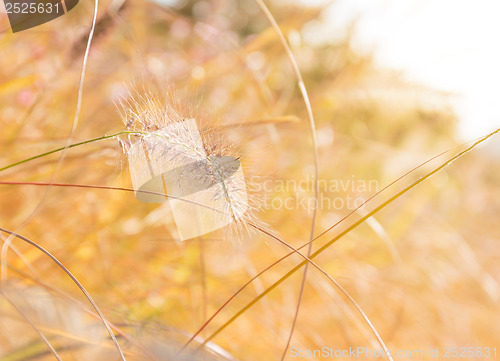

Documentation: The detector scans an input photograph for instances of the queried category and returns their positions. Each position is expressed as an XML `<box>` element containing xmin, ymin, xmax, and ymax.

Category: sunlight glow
<box><xmin>303</xmin><ymin>0</ymin><xmax>500</xmax><ymax>139</ymax></box>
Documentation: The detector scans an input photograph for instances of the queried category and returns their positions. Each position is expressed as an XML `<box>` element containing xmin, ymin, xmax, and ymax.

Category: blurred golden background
<box><xmin>0</xmin><ymin>0</ymin><xmax>499</xmax><ymax>360</ymax></box>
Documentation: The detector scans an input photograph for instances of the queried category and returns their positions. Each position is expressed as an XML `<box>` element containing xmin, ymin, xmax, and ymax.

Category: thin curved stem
<box><xmin>0</xmin><ymin>184</ymin><xmax>389</xmax><ymax>357</ymax></box>
<box><xmin>0</xmin><ymin>181</ymin><xmax>239</xmax><ymax>216</ymax></box>
<box><xmin>254</xmin><ymin>1</ymin><xmax>320</xmax><ymax>358</ymax></box>
<box><xmin>0</xmin><ymin>132</ymin><xmax>131</xmax><ymax>173</ymax></box>
<box><xmin>0</xmin><ymin>131</ymin><xmax>136</xmax><ymax>282</ymax></box>
<box><xmin>0</xmin><ymin>0</ymin><xmax>100</xmax><ymax>286</ymax></box>
<box><xmin>3</xmin><ymin>129</ymin><xmax>496</xmax><ymax>357</ymax></box>
<box><xmin>179</xmin><ymin>137</ymin><xmax>470</xmax><ymax>348</ymax></box>
<box><xmin>0</xmin><ymin>290</ymin><xmax>63</xmax><ymax>361</ymax></box>
<box><xmin>248</xmin><ymin>224</ymin><xmax>393</xmax><ymax>360</ymax></box>
<box><xmin>0</xmin><ymin>227</ymin><xmax>127</xmax><ymax>361</ymax></box>
<box><xmin>178</xmin><ymin>222</ymin><xmax>392</xmax><ymax>359</ymax></box>
<box><xmin>195</xmin><ymin>128</ymin><xmax>499</xmax><ymax>351</ymax></box>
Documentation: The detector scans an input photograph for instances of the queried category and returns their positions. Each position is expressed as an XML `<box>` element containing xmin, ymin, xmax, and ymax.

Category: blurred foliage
<box><xmin>0</xmin><ymin>0</ymin><xmax>499</xmax><ymax>360</ymax></box>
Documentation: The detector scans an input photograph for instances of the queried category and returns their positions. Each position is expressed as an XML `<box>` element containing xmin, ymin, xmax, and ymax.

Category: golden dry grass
<box><xmin>0</xmin><ymin>1</ymin><xmax>499</xmax><ymax>360</ymax></box>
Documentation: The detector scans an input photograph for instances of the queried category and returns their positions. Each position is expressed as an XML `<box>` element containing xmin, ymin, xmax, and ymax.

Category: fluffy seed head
<box><xmin>117</xmin><ymin>88</ymin><xmax>263</xmax><ymax>241</ymax></box>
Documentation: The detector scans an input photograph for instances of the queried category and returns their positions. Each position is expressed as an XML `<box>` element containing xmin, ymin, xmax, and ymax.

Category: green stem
<box><xmin>202</xmin><ymin>128</ymin><xmax>500</xmax><ymax>345</ymax></box>
<box><xmin>0</xmin><ymin>131</ymin><xmax>134</xmax><ymax>173</ymax></box>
